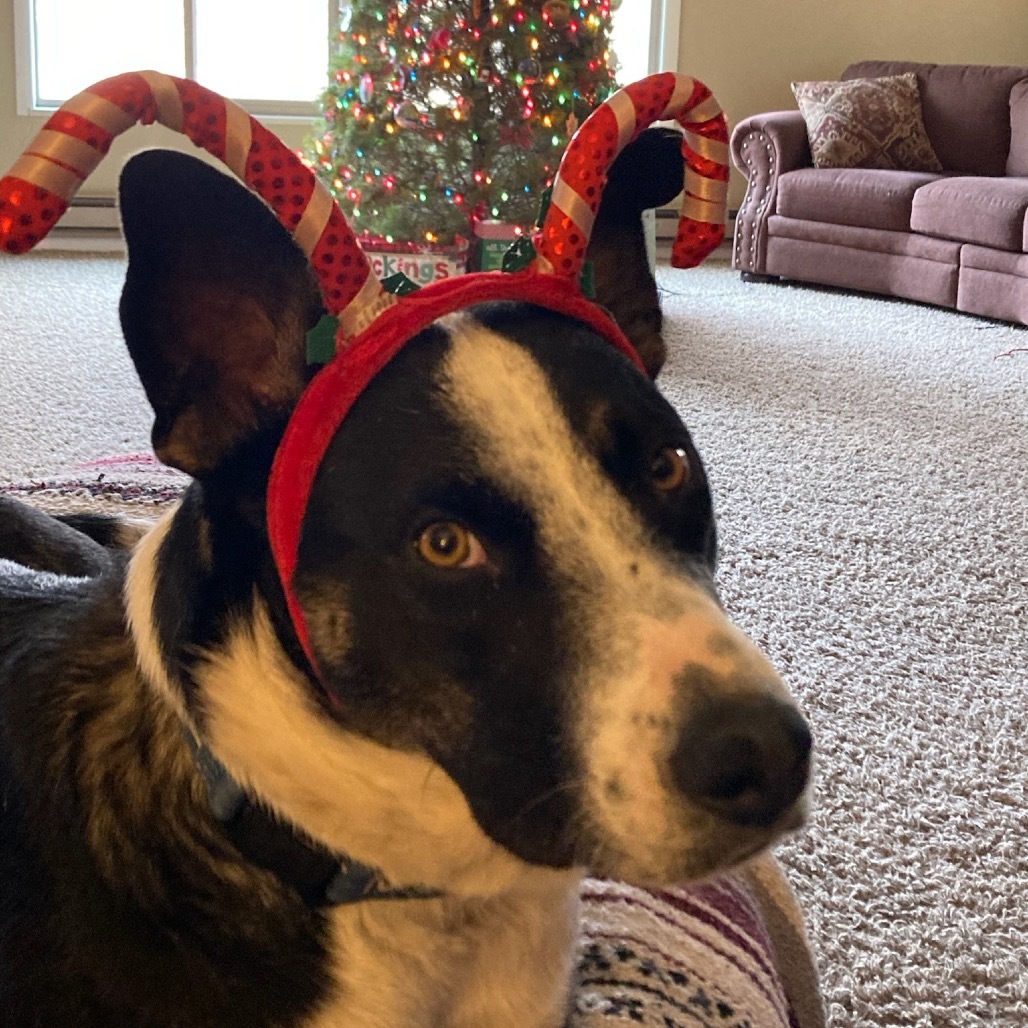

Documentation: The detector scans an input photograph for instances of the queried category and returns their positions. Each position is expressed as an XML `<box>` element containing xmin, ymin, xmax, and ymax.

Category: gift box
<box><xmin>469</xmin><ymin>220</ymin><xmax>524</xmax><ymax>272</ymax></box>
<box><xmin>358</xmin><ymin>235</ymin><xmax>469</xmax><ymax>285</ymax></box>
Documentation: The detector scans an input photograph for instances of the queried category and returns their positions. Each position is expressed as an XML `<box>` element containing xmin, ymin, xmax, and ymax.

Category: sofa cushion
<box><xmin>844</xmin><ymin>61</ymin><xmax>1028</xmax><ymax>175</ymax></box>
<box><xmin>911</xmin><ymin>177</ymin><xmax>1028</xmax><ymax>251</ymax></box>
<box><xmin>769</xmin><ymin>216</ymin><xmax>963</xmax><ymax>264</ymax></box>
<box><xmin>791</xmin><ymin>73</ymin><xmax>942</xmax><ymax>172</ymax></box>
<box><xmin>765</xmin><ymin>222</ymin><xmax>959</xmax><ymax>308</ymax></box>
<box><xmin>778</xmin><ymin>167</ymin><xmax>942</xmax><ymax>231</ymax></box>
<box><xmin>1007</xmin><ymin>79</ymin><xmax>1028</xmax><ymax>176</ymax></box>
<box><xmin>959</xmin><ymin>242</ymin><xmax>1028</xmax><ymax>275</ymax></box>
<box><xmin>957</xmin><ymin>245</ymin><xmax>1028</xmax><ymax>323</ymax></box>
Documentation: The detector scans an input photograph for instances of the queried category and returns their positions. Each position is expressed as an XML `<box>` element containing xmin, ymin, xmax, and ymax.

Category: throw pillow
<box><xmin>571</xmin><ymin>856</ymin><xmax>825</xmax><ymax>1028</ymax></box>
<box><xmin>791</xmin><ymin>72</ymin><xmax>943</xmax><ymax>172</ymax></box>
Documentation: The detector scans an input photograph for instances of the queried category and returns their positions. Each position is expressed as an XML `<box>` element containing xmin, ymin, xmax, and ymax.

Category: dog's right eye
<box><xmin>650</xmin><ymin>447</ymin><xmax>690</xmax><ymax>492</ymax></box>
<box><xmin>416</xmin><ymin>522</ymin><xmax>488</xmax><ymax>570</ymax></box>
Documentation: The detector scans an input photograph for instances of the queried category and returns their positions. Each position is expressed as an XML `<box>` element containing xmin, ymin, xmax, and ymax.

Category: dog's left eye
<box><xmin>650</xmin><ymin>447</ymin><xmax>689</xmax><ymax>492</ymax></box>
<box><xmin>417</xmin><ymin>522</ymin><xmax>488</xmax><ymax>570</ymax></box>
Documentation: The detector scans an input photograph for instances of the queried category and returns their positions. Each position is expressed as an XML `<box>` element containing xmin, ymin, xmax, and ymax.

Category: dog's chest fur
<box><xmin>312</xmin><ymin>882</ymin><xmax>580</xmax><ymax>1028</ymax></box>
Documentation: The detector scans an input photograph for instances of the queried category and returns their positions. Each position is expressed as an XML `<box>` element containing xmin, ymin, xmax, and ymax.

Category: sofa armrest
<box><xmin>731</xmin><ymin>111</ymin><xmax>812</xmax><ymax>273</ymax></box>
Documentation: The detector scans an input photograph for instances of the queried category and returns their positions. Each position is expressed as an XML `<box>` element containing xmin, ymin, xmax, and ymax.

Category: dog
<box><xmin>0</xmin><ymin>133</ymin><xmax>811</xmax><ymax>1027</ymax></box>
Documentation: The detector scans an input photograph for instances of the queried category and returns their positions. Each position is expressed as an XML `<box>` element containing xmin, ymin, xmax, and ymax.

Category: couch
<box><xmin>730</xmin><ymin>61</ymin><xmax>1028</xmax><ymax>325</ymax></box>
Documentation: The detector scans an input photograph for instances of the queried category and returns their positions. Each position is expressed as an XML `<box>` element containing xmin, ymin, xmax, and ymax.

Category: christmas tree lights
<box><xmin>304</xmin><ymin>0</ymin><xmax>620</xmax><ymax>247</ymax></box>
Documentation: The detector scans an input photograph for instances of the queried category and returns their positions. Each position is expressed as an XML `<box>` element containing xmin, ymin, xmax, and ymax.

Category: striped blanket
<box><xmin>573</xmin><ymin>858</ymin><xmax>822</xmax><ymax>1028</ymax></box>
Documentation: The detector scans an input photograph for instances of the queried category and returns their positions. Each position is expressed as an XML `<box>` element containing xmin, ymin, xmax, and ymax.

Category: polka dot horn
<box><xmin>0</xmin><ymin>71</ymin><xmax>390</xmax><ymax>338</ymax></box>
<box><xmin>535</xmin><ymin>72</ymin><xmax>729</xmax><ymax>275</ymax></box>
<box><xmin>0</xmin><ymin>70</ymin><xmax>727</xmax><ymax>350</ymax></box>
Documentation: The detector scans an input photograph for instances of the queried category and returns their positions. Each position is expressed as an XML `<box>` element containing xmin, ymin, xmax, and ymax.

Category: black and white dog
<box><xmin>0</xmin><ymin>136</ymin><xmax>811</xmax><ymax>1027</ymax></box>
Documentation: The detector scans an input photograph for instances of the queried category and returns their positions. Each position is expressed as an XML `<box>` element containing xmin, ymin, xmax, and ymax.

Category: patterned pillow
<box><xmin>791</xmin><ymin>72</ymin><xmax>943</xmax><ymax>171</ymax></box>
<box><xmin>570</xmin><ymin>856</ymin><xmax>825</xmax><ymax>1028</ymax></box>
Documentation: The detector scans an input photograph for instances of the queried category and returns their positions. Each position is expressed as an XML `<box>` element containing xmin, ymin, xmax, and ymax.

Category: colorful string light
<box><xmin>303</xmin><ymin>0</ymin><xmax>622</xmax><ymax>247</ymax></box>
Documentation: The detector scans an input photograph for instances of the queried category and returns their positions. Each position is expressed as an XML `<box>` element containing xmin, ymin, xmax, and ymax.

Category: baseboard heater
<box><xmin>655</xmin><ymin>205</ymin><xmax>738</xmax><ymax>239</ymax></box>
<box><xmin>38</xmin><ymin>196</ymin><xmax>124</xmax><ymax>252</ymax></box>
<box><xmin>42</xmin><ymin>199</ymin><xmax>738</xmax><ymax>253</ymax></box>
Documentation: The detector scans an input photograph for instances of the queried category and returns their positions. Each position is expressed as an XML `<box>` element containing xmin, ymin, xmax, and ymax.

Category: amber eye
<box><xmin>650</xmin><ymin>447</ymin><xmax>689</xmax><ymax>492</ymax></box>
<box><xmin>416</xmin><ymin>522</ymin><xmax>486</xmax><ymax>569</ymax></box>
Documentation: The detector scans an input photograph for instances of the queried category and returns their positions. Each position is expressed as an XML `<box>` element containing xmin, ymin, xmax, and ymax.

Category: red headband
<box><xmin>0</xmin><ymin>70</ymin><xmax>729</xmax><ymax>676</ymax></box>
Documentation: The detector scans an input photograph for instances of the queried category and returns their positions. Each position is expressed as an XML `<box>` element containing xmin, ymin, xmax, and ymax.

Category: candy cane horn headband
<box><xmin>0</xmin><ymin>70</ymin><xmax>728</xmax><ymax>678</ymax></box>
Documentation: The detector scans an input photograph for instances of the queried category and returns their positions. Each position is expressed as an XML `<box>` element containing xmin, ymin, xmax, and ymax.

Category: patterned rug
<box><xmin>1</xmin><ymin>453</ymin><xmax>187</xmax><ymax>508</ymax></box>
<box><xmin>573</xmin><ymin>865</ymin><xmax>822</xmax><ymax>1027</ymax></box>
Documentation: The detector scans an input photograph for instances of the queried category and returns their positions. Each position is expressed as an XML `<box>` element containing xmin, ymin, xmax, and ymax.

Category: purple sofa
<box><xmin>731</xmin><ymin>61</ymin><xmax>1028</xmax><ymax>325</ymax></box>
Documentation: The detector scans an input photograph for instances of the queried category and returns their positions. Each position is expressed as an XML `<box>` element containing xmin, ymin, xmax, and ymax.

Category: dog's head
<box><xmin>117</xmin><ymin>138</ymin><xmax>809</xmax><ymax>889</ymax></box>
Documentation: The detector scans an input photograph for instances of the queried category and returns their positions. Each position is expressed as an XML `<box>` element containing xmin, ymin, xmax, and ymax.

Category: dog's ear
<box><xmin>118</xmin><ymin>149</ymin><xmax>324</xmax><ymax>476</ymax></box>
<box><xmin>587</xmin><ymin>128</ymin><xmax>685</xmax><ymax>379</ymax></box>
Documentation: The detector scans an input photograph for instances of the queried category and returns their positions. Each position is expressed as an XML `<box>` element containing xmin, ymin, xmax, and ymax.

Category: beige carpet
<box><xmin>2</xmin><ymin>252</ymin><xmax>1027</xmax><ymax>1026</ymax></box>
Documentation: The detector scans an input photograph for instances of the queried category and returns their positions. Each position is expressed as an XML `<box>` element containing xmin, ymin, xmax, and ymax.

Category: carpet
<box><xmin>2</xmin><ymin>251</ymin><xmax>1027</xmax><ymax>1026</ymax></box>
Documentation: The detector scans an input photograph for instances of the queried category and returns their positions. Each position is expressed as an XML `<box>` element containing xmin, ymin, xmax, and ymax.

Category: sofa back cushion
<box><xmin>844</xmin><ymin>61</ymin><xmax>1028</xmax><ymax>175</ymax></box>
<box><xmin>1007</xmin><ymin>79</ymin><xmax>1028</xmax><ymax>176</ymax></box>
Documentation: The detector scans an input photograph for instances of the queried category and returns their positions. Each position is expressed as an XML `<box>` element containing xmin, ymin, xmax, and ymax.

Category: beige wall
<box><xmin>675</xmin><ymin>0</ymin><xmax>1028</xmax><ymax>208</ymax></box>
<box><xmin>2</xmin><ymin>2</ymin><xmax>1027</xmax><ymax>207</ymax></box>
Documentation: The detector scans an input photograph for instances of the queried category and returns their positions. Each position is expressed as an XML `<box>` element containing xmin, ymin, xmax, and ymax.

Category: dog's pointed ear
<box><xmin>588</xmin><ymin>128</ymin><xmax>686</xmax><ymax>379</ymax></box>
<box><xmin>118</xmin><ymin>149</ymin><xmax>324</xmax><ymax>476</ymax></box>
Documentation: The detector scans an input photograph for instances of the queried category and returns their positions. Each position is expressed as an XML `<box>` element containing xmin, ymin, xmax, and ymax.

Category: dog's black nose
<box><xmin>673</xmin><ymin>696</ymin><xmax>812</xmax><ymax>827</ymax></box>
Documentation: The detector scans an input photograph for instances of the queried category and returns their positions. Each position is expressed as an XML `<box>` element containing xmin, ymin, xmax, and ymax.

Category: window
<box><xmin>614</xmin><ymin>0</ymin><xmax>679</xmax><ymax>83</ymax></box>
<box><xmin>17</xmin><ymin>0</ymin><xmax>676</xmax><ymax>116</ymax></box>
<box><xmin>19</xmin><ymin>0</ymin><xmax>329</xmax><ymax>115</ymax></box>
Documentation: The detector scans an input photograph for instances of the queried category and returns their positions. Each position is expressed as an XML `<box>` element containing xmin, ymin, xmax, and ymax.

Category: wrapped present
<box><xmin>469</xmin><ymin>220</ymin><xmax>524</xmax><ymax>272</ymax></box>
<box><xmin>358</xmin><ymin>234</ymin><xmax>468</xmax><ymax>285</ymax></box>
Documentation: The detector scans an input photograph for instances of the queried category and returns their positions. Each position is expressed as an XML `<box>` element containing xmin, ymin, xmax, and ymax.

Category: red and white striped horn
<box><xmin>0</xmin><ymin>71</ymin><xmax>392</xmax><ymax>338</ymax></box>
<box><xmin>535</xmin><ymin>72</ymin><xmax>729</xmax><ymax>278</ymax></box>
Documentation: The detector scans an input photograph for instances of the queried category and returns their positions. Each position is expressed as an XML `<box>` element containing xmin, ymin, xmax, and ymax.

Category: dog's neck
<box><xmin>186</xmin><ymin>731</ymin><xmax>443</xmax><ymax>907</ymax></box>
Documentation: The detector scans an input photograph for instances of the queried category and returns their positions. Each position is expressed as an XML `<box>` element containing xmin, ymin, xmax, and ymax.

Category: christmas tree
<box><xmin>304</xmin><ymin>0</ymin><xmax>620</xmax><ymax>248</ymax></box>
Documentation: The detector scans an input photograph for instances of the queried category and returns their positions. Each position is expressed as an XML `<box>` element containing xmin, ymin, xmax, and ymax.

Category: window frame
<box><xmin>13</xmin><ymin>0</ymin><xmax>332</xmax><ymax>119</ymax></box>
<box><xmin>13</xmin><ymin>0</ymin><xmax>681</xmax><ymax>118</ymax></box>
<box><xmin>648</xmin><ymin>0</ymin><xmax>681</xmax><ymax>75</ymax></box>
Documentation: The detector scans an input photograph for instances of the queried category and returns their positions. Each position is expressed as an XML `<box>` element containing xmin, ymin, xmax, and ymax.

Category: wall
<box><xmin>0</xmin><ymin>3</ymin><xmax>28</xmax><ymax>187</ymax></box>
<box><xmin>676</xmin><ymin>0</ymin><xmax>1028</xmax><ymax>207</ymax></box>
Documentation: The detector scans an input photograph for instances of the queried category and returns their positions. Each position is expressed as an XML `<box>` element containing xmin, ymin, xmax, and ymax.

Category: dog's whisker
<box><xmin>419</xmin><ymin>764</ymin><xmax>443</xmax><ymax>799</ymax></box>
<box><xmin>512</xmin><ymin>778</ymin><xmax>584</xmax><ymax>824</ymax></box>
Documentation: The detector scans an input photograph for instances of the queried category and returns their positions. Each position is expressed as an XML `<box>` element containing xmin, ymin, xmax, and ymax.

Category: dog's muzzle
<box><xmin>580</xmin><ymin>590</ymin><xmax>812</xmax><ymax>882</ymax></box>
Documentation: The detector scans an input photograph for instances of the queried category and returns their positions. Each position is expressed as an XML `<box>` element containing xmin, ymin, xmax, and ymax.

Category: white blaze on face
<box><xmin>438</xmin><ymin>316</ymin><xmax>802</xmax><ymax>882</ymax></box>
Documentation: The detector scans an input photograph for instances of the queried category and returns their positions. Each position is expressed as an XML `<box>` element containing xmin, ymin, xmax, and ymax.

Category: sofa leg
<box><xmin>740</xmin><ymin>271</ymin><xmax>781</xmax><ymax>284</ymax></box>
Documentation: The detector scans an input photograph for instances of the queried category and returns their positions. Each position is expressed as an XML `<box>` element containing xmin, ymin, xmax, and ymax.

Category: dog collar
<box><xmin>0</xmin><ymin>69</ymin><xmax>729</xmax><ymax>684</ymax></box>
<box><xmin>187</xmin><ymin>733</ymin><xmax>442</xmax><ymax>907</ymax></box>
